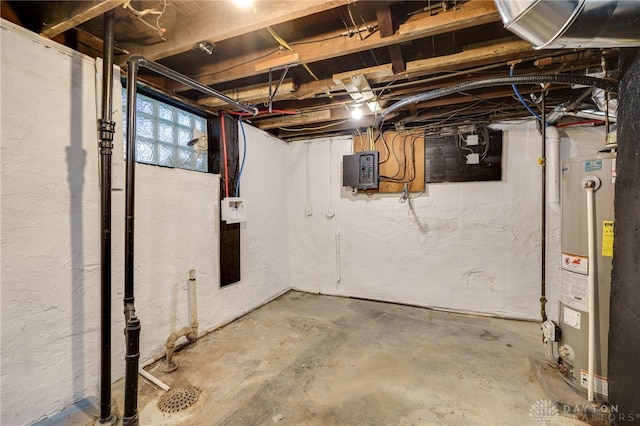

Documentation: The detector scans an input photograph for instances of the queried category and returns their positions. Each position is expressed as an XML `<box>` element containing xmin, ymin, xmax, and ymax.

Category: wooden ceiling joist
<box><xmin>116</xmin><ymin>0</ymin><xmax>353</xmax><ymax>65</ymax></box>
<box><xmin>40</xmin><ymin>0</ymin><xmax>125</xmax><ymax>38</ymax></box>
<box><xmin>198</xmin><ymin>79</ymin><xmax>296</xmax><ymax>108</ymax></box>
<box><xmin>167</xmin><ymin>0</ymin><xmax>502</xmax><ymax>93</ymax></box>
<box><xmin>405</xmin><ymin>38</ymin><xmax>534</xmax><ymax>77</ymax></box>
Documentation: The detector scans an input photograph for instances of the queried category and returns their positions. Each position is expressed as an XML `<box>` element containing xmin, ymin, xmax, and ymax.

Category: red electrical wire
<box><xmin>224</xmin><ymin>109</ymin><xmax>299</xmax><ymax>116</ymax></box>
<box><xmin>221</xmin><ymin>114</ymin><xmax>229</xmax><ymax>198</ymax></box>
<box><xmin>556</xmin><ymin>119</ymin><xmax>603</xmax><ymax>128</ymax></box>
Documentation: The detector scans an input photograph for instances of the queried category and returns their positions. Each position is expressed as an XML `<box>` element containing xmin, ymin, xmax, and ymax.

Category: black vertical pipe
<box><xmin>99</xmin><ymin>9</ymin><xmax>116</xmax><ymax>424</ymax></box>
<box><xmin>122</xmin><ymin>58</ymin><xmax>140</xmax><ymax>426</ymax></box>
<box><xmin>122</xmin><ymin>317</ymin><xmax>140</xmax><ymax>426</ymax></box>
<box><xmin>124</xmin><ymin>60</ymin><xmax>137</xmax><ymax>308</ymax></box>
<box><xmin>540</xmin><ymin>93</ymin><xmax>548</xmax><ymax>323</ymax></box>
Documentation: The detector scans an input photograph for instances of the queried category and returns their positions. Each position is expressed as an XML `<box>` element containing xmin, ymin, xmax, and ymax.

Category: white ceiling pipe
<box><xmin>546</xmin><ymin>126</ymin><xmax>561</xmax><ymax>215</ymax></box>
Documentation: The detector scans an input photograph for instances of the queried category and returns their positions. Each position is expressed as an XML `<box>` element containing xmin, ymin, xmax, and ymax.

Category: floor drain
<box><xmin>157</xmin><ymin>386</ymin><xmax>200</xmax><ymax>413</ymax></box>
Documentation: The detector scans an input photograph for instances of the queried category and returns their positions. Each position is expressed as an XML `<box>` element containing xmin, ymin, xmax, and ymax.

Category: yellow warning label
<box><xmin>602</xmin><ymin>221</ymin><xmax>614</xmax><ymax>257</ymax></box>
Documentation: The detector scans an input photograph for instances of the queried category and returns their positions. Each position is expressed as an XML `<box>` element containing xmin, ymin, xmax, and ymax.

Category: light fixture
<box><xmin>351</xmin><ymin>105</ymin><xmax>363</xmax><ymax>120</ymax></box>
<box><xmin>232</xmin><ymin>0</ymin><xmax>253</xmax><ymax>8</ymax></box>
<box><xmin>194</xmin><ymin>41</ymin><xmax>215</xmax><ymax>55</ymax></box>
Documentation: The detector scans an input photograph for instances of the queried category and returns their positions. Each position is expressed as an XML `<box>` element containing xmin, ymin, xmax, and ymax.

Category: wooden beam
<box><xmin>254</xmin><ymin>53</ymin><xmax>300</xmax><ymax>72</ymax></box>
<box><xmin>376</xmin><ymin>2</ymin><xmax>394</xmax><ymax>38</ymax></box>
<box><xmin>256</xmin><ymin>110</ymin><xmax>333</xmax><ymax>130</ymax></box>
<box><xmin>405</xmin><ymin>38</ymin><xmax>534</xmax><ymax>77</ymax></box>
<box><xmin>388</xmin><ymin>44</ymin><xmax>405</xmax><ymax>73</ymax></box>
<box><xmin>117</xmin><ymin>0</ymin><xmax>352</xmax><ymax>65</ymax></box>
<box><xmin>51</xmin><ymin>27</ymin><xmax>105</xmax><ymax>58</ymax></box>
<box><xmin>276</xmin><ymin>120</ymin><xmax>359</xmax><ymax>140</ymax></box>
<box><xmin>291</xmin><ymin>39</ymin><xmax>534</xmax><ymax>101</ymax></box>
<box><xmin>332</xmin><ymin>64</ymin><xmax>394</xmax><ymax>84</ymax></box>
<box><xmin>398</xmin><ymin>0</ymin><xmax>499</xmax><ymax>37</ymax></box>
<box><xmin>195</xmin><ymin>37</ymin><xmax>535</xmax><ymax>121</ymax></box>
<box><xmin>197</xmin><ymin>80</ymin><xmax>296</xmax><ymax>108</ymax></box>
<box><xmin>169</xmin><ymin>0</ymin><xmax>502</xmax><ymax>93</ymax></box>
<box><xmin>256</xmin><ymin>105</ymin><xmax>376</xmax><ymax>130</ymax></box>
<box><xmin>40</xmin><ymin>0</ymin><xmax>125</xmax><ymax>38</ymax></box>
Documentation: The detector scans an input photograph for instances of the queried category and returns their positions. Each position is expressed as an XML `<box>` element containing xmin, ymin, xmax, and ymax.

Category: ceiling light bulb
<box><xmin>232</xmin><ymin>0</ymin><xmax>253</xmax><ymax>8</ymax></box>
<box><xmin>351</xmin><ymin>106</ymin><xmax>363</xmax><ymax>120</ymax></box>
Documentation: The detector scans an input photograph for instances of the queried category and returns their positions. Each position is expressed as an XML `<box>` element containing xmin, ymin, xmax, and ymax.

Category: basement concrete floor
<box><xmin>48</xmin><ymin>291</ymin><xmax>589</xmax><ymax>425</ymax></box>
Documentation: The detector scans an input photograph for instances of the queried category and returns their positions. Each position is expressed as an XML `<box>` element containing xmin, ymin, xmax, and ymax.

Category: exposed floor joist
<box><xmin>168</xmin><ymin>0</ymin><xmax>502</xmax><ymax>93</ymax></box>
<box><xmin>116</xmin><ymin>0</ymin><xmax>354</xmax><ymax>65</ymax></box>
<box><xmin>39</xmin><ymin>0</ymin><xmax>125</xmax><ymax>38</ymax></box>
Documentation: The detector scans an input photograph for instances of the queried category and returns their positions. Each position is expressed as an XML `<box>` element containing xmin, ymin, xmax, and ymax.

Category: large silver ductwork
<box><xmin>495</xmin><ymin>0</ymin><xmax>640</xmax><ymax>49</ymax></box>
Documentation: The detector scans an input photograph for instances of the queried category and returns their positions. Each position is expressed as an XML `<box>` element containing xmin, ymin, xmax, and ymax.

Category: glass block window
<box><xmin>122</xmin><ymin>88</ymin><xmax>208</xmax><ymax>172</ymax></box>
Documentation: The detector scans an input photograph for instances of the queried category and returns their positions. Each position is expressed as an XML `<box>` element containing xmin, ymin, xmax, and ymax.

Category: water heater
<box><xmin>558</xmin><ymin>151</ymin><xmax>615</xmax><ymax>401</ymax></box>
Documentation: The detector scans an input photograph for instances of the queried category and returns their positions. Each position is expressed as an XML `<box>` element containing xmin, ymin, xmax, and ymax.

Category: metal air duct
<box><xmin>494</xmin><ymin>0</ymin><xmax>640</xmax><ymax>49</ymax></box>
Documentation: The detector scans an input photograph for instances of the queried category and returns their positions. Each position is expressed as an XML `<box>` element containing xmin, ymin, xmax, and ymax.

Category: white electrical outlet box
<box><xmin>541</xmin><ymin>319</ymin><xmax>560</xmax><ymax>342</ymax></box>
<box><xmin>222</xmin><ymin>197</ymin><xmax>246</xmax><ymax>224</ymax></box>
<box><xmin>466</xmin><ymin>134</ymin><xmax>479</xmax><ymax>146</ymax></box>
<box><xmin>466</xmin><ymin>153</ymin><xmax>480</xmax><ymax>164</ymax></box>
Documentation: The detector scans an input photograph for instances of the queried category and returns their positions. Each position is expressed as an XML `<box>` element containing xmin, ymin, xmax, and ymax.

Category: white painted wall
<box><xmin>1</xmin><ymin>21</ymin><xmax>288</xmax><ymax>425</ymax></box>
<box><xmin>1</xmin><ymin>21</ymin><xmax>104</xmax><ymax>426</ymax></box>
<box><xmin>287</xmin><ymin>123</ymin><xmax>607</xmax><ymax>321</ymax></box>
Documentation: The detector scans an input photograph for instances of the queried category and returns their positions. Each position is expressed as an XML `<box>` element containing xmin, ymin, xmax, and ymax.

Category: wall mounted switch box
<box><xmin>542</xmin><ymin>319</ymin><xmax>560</xmax><ymax>342</ymax></box>
<box><xmin>343</xmin><ymin>150</ymin><xmax>379</xmax><ymax>190</ymax></box>
<box><xmin>222</xmin><ymin>197</ymin><xmax>247</xmax><ymax>223</ymax></box>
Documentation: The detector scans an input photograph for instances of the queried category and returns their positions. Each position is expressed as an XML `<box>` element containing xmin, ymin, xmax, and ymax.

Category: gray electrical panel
<box><xmin>343</xmin><ymin>150</ymin><xmax>379</xmax><ymax>190</ymax></box>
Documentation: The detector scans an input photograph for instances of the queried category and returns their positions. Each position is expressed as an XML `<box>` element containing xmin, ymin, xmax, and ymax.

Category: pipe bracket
<box><xmin>99</xmin><ymin>119</ymin><xmax>116</xmax><ymax>150</ymax></box>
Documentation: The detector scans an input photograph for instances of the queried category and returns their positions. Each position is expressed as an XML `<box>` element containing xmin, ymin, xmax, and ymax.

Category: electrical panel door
<box><xmin>343</xmin><ymin>151</ymin><xmax>379</xmax><ymax>190</ymax></box>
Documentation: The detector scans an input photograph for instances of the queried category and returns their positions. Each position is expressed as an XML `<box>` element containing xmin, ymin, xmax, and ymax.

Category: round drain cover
<box><xmin>157</xmin><ymin>386</ymin><xmax>199</xmax><ymax>413</ymax></box>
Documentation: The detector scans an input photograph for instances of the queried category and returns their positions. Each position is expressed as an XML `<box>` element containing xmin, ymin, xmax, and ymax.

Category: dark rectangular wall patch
<box><xmin>211</xmin><ymin>114</ymin><xmax>241</xmax><ymax>286</ymax></box>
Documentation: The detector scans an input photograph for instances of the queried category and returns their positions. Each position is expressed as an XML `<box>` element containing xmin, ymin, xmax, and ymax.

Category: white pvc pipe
<box><xmin>139</xmin><ymin>367</ymin><xmax>170</xmax><ymax>392</ymax></box>
<box><xmin>335</xmin><ymin>231</ymin><xmax>341</xmax><ymax>284</ymax></box>
<box><xmin>546</xmin><ymin>126</ymin><xmax>561</xmax><ymax>215</ymax></box>
<box><xmin>584</xmin><ymin>183</ymin><xmax>597</xmax><ymax>402</ymax></box>
<box><xmin>163</xmin><ymin>270</ymin><xmax>199</xmax><ymax>372</ymax></box>
<box><xmin>188</xmin><ymin>269</ymin><xmax>198</xmax><ymax>333</ymax></box>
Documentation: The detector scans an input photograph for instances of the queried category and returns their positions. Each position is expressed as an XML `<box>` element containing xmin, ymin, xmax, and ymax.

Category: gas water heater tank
<box><xmin>558</xmin><ymin>151</ymin><xmax>615</xmax><ymax>401</ymax></box>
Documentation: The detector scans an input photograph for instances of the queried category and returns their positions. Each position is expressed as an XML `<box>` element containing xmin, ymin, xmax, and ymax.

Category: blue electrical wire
<box><xmin>510</xmin><ymin>66</ymin><xmax>547</xmax><ymax>126</ymax></box>
<box><xmin>235</xmin><ymin>118</ymin><xmax>247</xmax><ymax>197</ymax></box>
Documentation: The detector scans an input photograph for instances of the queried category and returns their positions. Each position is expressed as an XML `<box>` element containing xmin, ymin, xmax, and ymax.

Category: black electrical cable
<box><xmin>380</xmin><ymin>133</ymin><xmax>418</xmax><ymax>184</ymax></box>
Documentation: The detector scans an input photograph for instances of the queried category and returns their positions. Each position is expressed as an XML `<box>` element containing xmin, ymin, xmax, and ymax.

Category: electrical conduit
<box><xmin>373</xmin><ymin>74</ymin><xmax>616</xmax><ymax>129</ymax></box>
